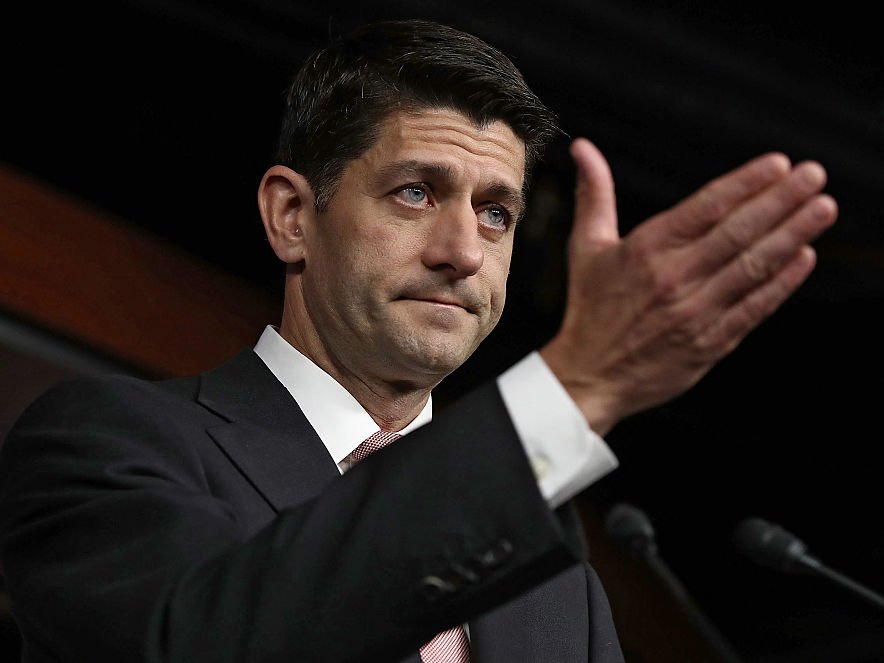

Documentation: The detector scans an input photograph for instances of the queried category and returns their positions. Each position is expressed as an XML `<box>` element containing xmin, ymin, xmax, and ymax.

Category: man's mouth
<box><xmin>396</xmin><ymin>292</ymin><xmax>479</xmax><ymax>315</ymax></box>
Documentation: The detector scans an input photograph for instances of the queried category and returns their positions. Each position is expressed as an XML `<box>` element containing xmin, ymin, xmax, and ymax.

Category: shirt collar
<box><xmin>253</xmin><ymin>325</ymin><xmax>432</xmax><ymax>464</ymax></box>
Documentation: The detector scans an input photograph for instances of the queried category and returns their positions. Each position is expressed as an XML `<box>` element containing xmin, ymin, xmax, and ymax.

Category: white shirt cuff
<box><xmin>497</xmin><ymin>352</ymin><xmax>619</xmax><ymax>509</ymax></box>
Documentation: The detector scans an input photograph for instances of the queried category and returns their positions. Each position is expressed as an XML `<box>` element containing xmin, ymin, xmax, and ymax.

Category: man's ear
<box><xmin>258</xmin><ymin>165</ymin><xmax>315</xmax><ymax>264</ymax></box>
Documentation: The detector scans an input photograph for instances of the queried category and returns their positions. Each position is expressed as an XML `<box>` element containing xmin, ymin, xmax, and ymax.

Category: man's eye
<box><xmin>397</xmin><ymin>186</ymin><xmax>428</xmax><ymax>205</ymax></box>
<box><xmin>479</xmin><ymin>206</ymin><xmax>509</xmax><ymax>229</ymax></box>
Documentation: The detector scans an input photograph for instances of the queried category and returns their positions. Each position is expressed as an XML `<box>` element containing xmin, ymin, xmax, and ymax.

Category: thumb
<box><xmin>570</xmin><ymin>138</ymin><xmax>620</xmax><ymax>246</ymax></box>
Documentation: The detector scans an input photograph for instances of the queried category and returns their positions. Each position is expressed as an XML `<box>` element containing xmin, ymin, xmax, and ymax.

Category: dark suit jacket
<box><xmin>0</xmin><ymin>350</ymin><xmax>623</xmax><ymax>662</ymax></box>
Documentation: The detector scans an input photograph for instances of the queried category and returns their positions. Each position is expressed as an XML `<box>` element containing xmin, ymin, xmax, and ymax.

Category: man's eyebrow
<box><xmin>373</xmin><ymin>159</ymin><xmax>456</xmax><ymax>184</ymax></box>
<box><xmin>374</xmin><ymin>159</ymin><xmax>525</xmax><ymax>215</ymax></box>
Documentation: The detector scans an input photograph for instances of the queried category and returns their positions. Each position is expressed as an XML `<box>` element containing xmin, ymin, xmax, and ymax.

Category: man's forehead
<box><xmin>361</xmin><ymin>107</ymin><xmax>527</xmax><ymax>186</ymax></box>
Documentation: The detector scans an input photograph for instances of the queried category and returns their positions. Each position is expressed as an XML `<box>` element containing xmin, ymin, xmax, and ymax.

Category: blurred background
<box><xmin>2</xmin><ymin>1</ymin><xmax>883</xmax><ymax>661</ymax></box>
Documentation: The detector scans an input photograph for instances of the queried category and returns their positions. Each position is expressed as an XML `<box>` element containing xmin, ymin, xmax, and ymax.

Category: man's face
<box><xmin>295</xmin><ymin>108</ymin><xmax>526</xmax><ymax>388</ymax></box>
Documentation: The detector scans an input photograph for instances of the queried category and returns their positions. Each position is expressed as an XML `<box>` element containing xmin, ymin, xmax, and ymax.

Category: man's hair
<box><xmin>275</xmin><ymin>19</ymin><xmax>562</xmax><ymax>211</ymax></box>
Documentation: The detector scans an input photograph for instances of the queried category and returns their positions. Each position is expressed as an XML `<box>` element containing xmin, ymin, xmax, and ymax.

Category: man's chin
<box><xmin>382</xmin><ymin>334</ymin><xmax>480</xmax><ymax>381</ymax></box>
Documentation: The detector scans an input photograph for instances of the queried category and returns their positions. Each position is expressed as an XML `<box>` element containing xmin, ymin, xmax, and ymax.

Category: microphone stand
<box><xmin>734</xmin><ymin>518</ymin><xmax>884</xmax><ymax>612</ymax></box>
<box><xmin>606</xmin><ymin>503</ymin><xmax>744</xmax><ymax>663</ymax></box>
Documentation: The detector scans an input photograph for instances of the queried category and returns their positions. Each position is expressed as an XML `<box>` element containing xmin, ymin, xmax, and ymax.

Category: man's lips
<box><xmin>396</xmin><ymin>292</ymin><xmax>480</xmax><ymax>314</ymax></box>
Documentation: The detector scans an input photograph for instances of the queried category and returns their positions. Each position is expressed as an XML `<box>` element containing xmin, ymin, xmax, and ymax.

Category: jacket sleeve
<box><xmin>0</xmin><ymin>375</ymin><xmax>580</xmax><ymax>663</ymax></box>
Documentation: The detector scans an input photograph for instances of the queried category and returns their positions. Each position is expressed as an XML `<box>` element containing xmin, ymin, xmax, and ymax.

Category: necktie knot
<box><xmin>350</xmin><ymin>430</ymin><xmax>401</xmax><ymax>464</ymax></box>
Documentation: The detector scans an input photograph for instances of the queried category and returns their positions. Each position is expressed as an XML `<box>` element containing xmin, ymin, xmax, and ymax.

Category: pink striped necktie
<box><xmin>350</xmin><ymin>431</ymin><xmax>472</xmax><ymax>663</ymax></box>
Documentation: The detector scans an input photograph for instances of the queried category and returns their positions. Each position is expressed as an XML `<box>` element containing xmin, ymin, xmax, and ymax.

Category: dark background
<box><xmin>3</xmin><ymin>1</ymin><xmax>883</xmax><ymax>661</ymax></box>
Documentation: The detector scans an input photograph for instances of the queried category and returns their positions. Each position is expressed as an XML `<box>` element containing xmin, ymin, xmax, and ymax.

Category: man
<box><xmin>0</xmin><ymin>19</ymin><xmax>836</xmax><ymax>663</ymax></box>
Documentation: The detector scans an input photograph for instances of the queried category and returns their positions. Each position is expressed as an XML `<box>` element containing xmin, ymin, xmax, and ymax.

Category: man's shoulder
<box><xmin>0</xmin><ymin>356</ymin><xmax>247</xmax><ymax>465</ymax></box>
<box><xmin>17</xmin><ymin>369</ymin><xmax>201</xmax><ymax>425</ymax></box>
<box><xmin>0</xmin><ymin>355</ymin><xmax>264</xmax><ymax>496</ymax></box>
<box><xmin>3</xmin><ymin>349</ymin><xmax>280</xmax><ymax>447</ymax></box>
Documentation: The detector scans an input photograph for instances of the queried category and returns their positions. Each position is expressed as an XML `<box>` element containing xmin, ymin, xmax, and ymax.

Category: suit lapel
<box><xmin>196</xmin><ymin>350</ymin><xmax>340</xmax><ymax>512</ymax></box>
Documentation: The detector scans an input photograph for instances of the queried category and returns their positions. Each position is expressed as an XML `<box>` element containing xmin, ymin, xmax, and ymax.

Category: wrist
<box><xmin>539</xmin><ymin>344</ymin><xmax>625</xmax><ymax>436</ymax></box>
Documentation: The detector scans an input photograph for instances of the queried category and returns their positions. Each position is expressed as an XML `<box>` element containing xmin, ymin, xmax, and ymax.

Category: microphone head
<box><xmin>733</xmin><ymin>517</ymin><xmax>810</xmax><ymax>573</ymax></box>
<box><xmin>605</xmin><ymin>502</ymin><xmax>658</xmax><ymax>558</ymax></box>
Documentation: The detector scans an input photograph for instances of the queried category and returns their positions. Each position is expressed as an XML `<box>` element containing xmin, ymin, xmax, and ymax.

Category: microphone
<box><xmin>605</xmin><ymin>503</ymin><xmax>744</xmax><ymax>663</ymax></box>
<box><xmin>733</xmin><ymin>517</ymin><xmax>884</xmax><ymax>611</ymax></box>
<box><xmin>605</xmin><ymin>502</ymin><xmax>658</xmax><ymax>559</ymax></box>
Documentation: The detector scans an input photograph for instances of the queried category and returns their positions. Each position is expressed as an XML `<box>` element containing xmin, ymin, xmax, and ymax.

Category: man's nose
<box><xmin>421</xmin><ymin>204</ymin><xmax>484</xmax><ymax>277</ymax></box>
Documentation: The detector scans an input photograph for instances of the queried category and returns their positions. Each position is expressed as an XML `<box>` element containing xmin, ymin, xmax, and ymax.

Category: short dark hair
<box><xmin>275</xmin><ymin>19</ymin><xmax>562</xmax><ymax>211</ymax></box>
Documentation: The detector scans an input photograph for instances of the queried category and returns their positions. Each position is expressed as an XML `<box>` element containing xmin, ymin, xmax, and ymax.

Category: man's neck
<box><xmin>277</xmin><ymin>323</ymin><xmax>433</xmax><ymax>432</ymax></box>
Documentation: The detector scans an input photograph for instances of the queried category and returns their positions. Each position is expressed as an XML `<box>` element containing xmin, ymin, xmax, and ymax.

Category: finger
<box><xmin>710</xmin><ymin>245</ymin><xmax>818</xmax><ymax>354</ymax></box>
<box><xmin>704</xmin><ymin>193</ymin><xmax>837</xmax><ymax>309</ymax></box>
<box><xmin>646</xmin><ymin>152</ymin><xmax>792</xmax><ymax>244</ymax></box>
<box><xmin>569</xmin><ymin>138</ymin><xmax>619</xmax><ymax>247</ymax></box>
<box><xmin>685</xmin><ymin>161</ymin><xmax>828</xmax><ymax>280</ymax></box>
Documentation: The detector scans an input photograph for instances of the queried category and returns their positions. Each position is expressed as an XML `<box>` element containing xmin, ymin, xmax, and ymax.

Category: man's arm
<box><xmin>0</xmin><ymin>374</ymin><xmax>577</xmax><ymax>663</ymax></box>
<box><xmin>542</xmin><ymin>139</ymin><xmax>837</xmax><ymax>434</ymax></box>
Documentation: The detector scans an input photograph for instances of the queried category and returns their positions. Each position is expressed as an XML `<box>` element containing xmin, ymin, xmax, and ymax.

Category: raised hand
<box><xmin>540</xmin><ymin>138</ymin><xmax>838</xmax><ymax>435</ymax></box>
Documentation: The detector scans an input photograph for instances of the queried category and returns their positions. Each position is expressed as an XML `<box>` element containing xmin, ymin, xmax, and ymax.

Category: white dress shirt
<box><xmin>254</xmin><ymin>326</ymin><xmax>617</xmax><ymax>508</ymax></box>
